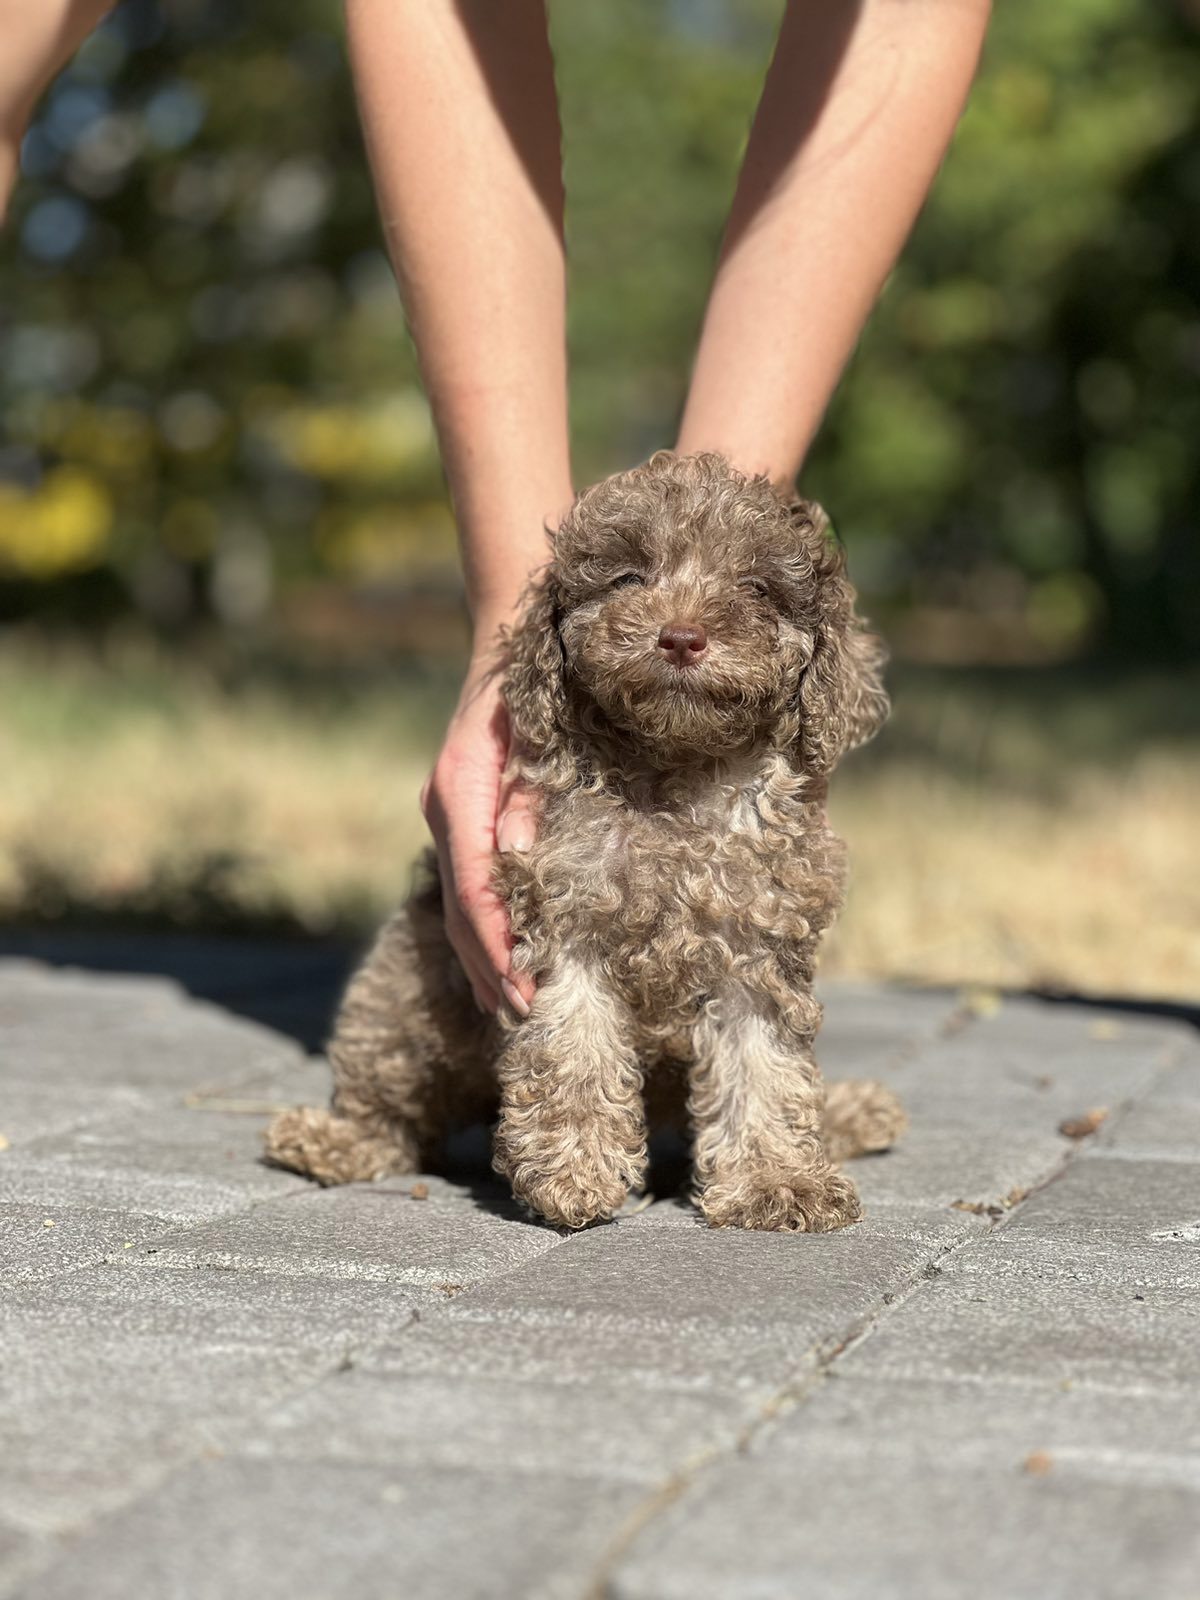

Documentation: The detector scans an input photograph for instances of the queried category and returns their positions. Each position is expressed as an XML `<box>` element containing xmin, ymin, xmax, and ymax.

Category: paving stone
<box><xmin>0</xmin><ymin>963</ymin><xmax>183</xmax><ymax>1015</ymax></box>
<box><xmin>935</xmin><ymin>1228</ymin><xmax>1200</xmax><ymax>1298</ymax></box>
<box><xmin>602</xmin><ymin>1369</ymin><xmax>1200</xmax><ymax>1598</ymax></box>
<box><xmin>0</xmin><ymin>1079</ymin><xmax>154</xmax><ymax>1151</ymax></box>
<box><xmin>0</xmin><ymin>965</ymin><xmax>304</xmax><ymax>1094</ymax></box>
<box><xmin>9</xmin><ymin>1099</ymin><xmax>307</xmax><ymax>1178</ymax></box>
<box><xmin>1139</xmin><ymin>1050</ymin><xmax>1200</xmax><ymax>1105</ymax></box>
<box><xmin>0</xmin><ymin>1155</ymin><xmax>278</xmax><ymax>1229</ymax></box>
<box><xmin>0</xmin><ymin>1201</ymin><xmax>177</xmax><ymax>1287</ymax></box>
<box><xmin>364</xmin><ymin>1305</ymin><xmax>761</xmax><ymax>1395</ymax></box>
<box><xmin>814</xmin><ymin>983</ymin><xmax>958</xmax><ymax>1075</ymax></box>
<box><xmin>611</xmin><ymin>1439</ymin><xmax>1200</xmax><ymax>1600</ymax></box>
<box><xmin>0</xmin><ymin>1518</ymin><xmax>46</xmax><ymax>1600</ymax></box>
<box><xmin>1090</xmin><ymin>1086</ymin><xmax>1200</xmax><ymax>1163</ymax></box>
<box><xmin>873</xmin><ymin>1038</ymin><xmax>1168</xmax><ymax>1133</ymax></box>
<box><xmin>0</xmin><ymin>1291</ymin><xmax>328</xmax><ymax>1535</ymax></box>
<box><xmin>0</xmin><ymin>1253</ymin><xmax>408</xmax><ymax>1534</ymax></box>
<box><xmin>953</xmin><ymin>995</ymin><xmax>1194</xmax><ymax>1060</ymax></box>
<box><xmin>765</xmin><ymin>1370</ymin><xmax>1200</xmax><ymax>1487</ymax></box>
<box><xmin>17</xmin><ymin>1457</ymin><xmax>643</xmax><ymax>1600</ymax></box>
<box><xmin>237</xmin><ymin>1362</ymin><xmax>750</xmax><ymax>1485</ymax></box>
<box><xmin>0</xmin><ymin>1106</ymin><xmax>306</xmax><ymax>1225</ymax></box>
<box><xmin>3</xmin><ymin>958</ymin><xmax>1195</xmax><ymax>1600</ymax></box>
<box><xmin>909</xmin><ymin>1004</ymin><xmax>1183</xmax><ymax>1101</ymax></box>
<box><xmin>6</xmin><ymin>1258</ymin><xmax>417</xmax><ymax>1354</ymax></box>
<box><xmin>992</xmin><ymin>1155</ymin><xmax>1200</xmax><ymax>1283</ymax></box>
<box><xmin>612</xmin><ymin>1196</ymin><xmax>706</xmax><ymax>1227</ymax></box>
<box><xmin>815</xmin><ymin>1015</ymin><xmax>1184</xmax><ymax>1227</ymax></box>
<box><xmin>442</xmin><ymin>1208</ymin><xmax>986</xmax><ymax>1392</ymax></box>
<box><xmin>0</xmin><ymin>932</ymin><xmax>355</xmax><ymax>1051</ymax></box>
<box><xmin>199</xmin><ymin>1051</ymin><xmax>338</xmax><ymax>1111</ymax></box>
<box><xmin>846</xmin><ymin>1261</ymin><xmax>1200</xmax><ymax>1391</ymax></box>
<box><xmin>849</xmin><ymin>1123</ymin><xmax>1070</xmax><ymax>1212</ymax></box>
<box><xmin>136</xmin><ymin>1181</ymin><xmax>563</xmax><ymax>1286</ymax></box>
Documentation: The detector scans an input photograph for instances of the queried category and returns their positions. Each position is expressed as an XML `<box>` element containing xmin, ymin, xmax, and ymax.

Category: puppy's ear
<box><xmin>501</xmin><ymin>569</ymin><xmax>568</xmax><ymax>758</ymax></box>
<box><xmin>796</xmin><ymin>504</ymin><xmax>889</xmax><ymax>775</ymax></box>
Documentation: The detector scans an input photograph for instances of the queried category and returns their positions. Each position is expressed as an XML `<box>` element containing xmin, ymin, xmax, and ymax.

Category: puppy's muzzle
<box><xmin>657</xmin><ymin>621</ymin><xmax>708</xmax><ymax>669</ymax></box>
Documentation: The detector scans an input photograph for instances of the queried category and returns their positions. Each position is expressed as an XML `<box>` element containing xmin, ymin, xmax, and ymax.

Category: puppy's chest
<box><xmin>516</xmin><ymin>791</ymin><xmax>825</xmax><ymax>954</ymax></box>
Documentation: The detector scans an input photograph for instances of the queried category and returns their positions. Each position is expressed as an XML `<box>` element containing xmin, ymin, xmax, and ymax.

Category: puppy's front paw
<box><xmin>507</xmin><ymin>1164</ymin><xmax>631</xmax><ymax>1230</ymax></box>
<box><xmin>494</xmin><ymin>1118</ymin><xmax>641</xmax><ymax>1228</ymax></box>
<box><xmin>699</xmin><ymin>1165</ymin><xmax>862</xmax><ymax>1232</ymax></box>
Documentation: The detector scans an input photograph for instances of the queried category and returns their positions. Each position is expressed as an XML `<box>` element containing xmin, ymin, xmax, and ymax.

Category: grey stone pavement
<box><xmin>2</xmin><ymin>943</ymin><xmax>1199</xmax><ymax>1600</ymax></box>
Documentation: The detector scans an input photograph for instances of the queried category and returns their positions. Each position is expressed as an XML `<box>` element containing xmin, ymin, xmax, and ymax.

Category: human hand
<box><xmin>420</xmin><ymin>660</ymin><xmax>537</xmax><ymax>1017</ymax></box>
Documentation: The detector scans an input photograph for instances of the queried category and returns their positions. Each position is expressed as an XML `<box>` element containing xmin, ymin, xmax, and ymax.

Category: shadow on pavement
<box><xmin>1027</xmin><ymin>985</ymin><xmax>1199</xmax><ymax>1034</ymax></box>
<box><xmin>3</xmin><ymin>927</ymin><xmax>1195</xmax><ymax>1066</ymax></box>
<box><xmin>0</xmin><ymin>926</ymin><xmax>360</xmax><ymax>1053</ymax></box>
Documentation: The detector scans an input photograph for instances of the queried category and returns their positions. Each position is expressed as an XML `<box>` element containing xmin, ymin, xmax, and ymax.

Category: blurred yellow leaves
<box><xmin>0</xmin><ymin>467</ymin><xmax>113</xmax><ymax>578</ymax></box>
<box><xmin>258</xmin><ymin>392</ymin><xmax>435</xmax><ymax>485</ymax></box>
<box><xmin>316</xmin><ymin>502</ymin><xmax>457</xmax><ymax>581</ymax></box>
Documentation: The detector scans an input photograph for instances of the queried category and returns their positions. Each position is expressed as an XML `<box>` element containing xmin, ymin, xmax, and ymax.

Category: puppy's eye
<box><xmin>739</xmin><ymin>576</ymin><xmax>771</xmax><ymax>599</ymax></box>
<box><xmin>610</xmin><ymin>571</ymin><xmax>645</xmax><ymax>590</ymax></box>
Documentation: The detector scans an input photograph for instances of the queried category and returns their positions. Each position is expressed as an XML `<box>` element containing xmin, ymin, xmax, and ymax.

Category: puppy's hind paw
<box><xmin>822</xmin><ymin>1080</ymin><xmax>908</xmax><ymax>1164</ymax></box>
<box><xmin>263</xmin><ymin>1106</ymin><xmax>417</xmax><ymax>1187</ymax></box>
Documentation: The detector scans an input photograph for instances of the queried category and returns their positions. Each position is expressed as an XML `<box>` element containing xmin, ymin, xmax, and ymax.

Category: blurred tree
<box><xmin>1</xmin><ymin>0</ymin><xmax>448</xmax><ymax>630</ymax></box>
<box><xmin>1</xmin><ymin>0</ymin><xmax>1196</xmax><ymax>659</ymax></box>
<box><xmin>806</xmin><ymin>0</ymin><xmax>1200</xmax><ymax>662</ymax></box>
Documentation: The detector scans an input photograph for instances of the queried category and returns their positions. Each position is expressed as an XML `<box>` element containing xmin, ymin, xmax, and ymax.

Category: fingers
<box><xmin>422</xmin><ymin>774</ymin><xmax>502</xmax><ymax>1014</ymax></box>
<box><xmin>452</xmin><ymin>847</ymin><xmax>514</xmax><ymax>1013</ymax></box>
<box><xmin>496</xmin><ymin>783</ymin><xmax>537</xmax><ymax>854</ymax></box>
<box><xmin>495</xmin><ymin>782</ymin><xmax>537</xmax><ymax>1009</ymax></box>
<box><xmin>420</xmin><ymin>688</ymin><xmax>538</xmax><ymax>1017</ymax></box>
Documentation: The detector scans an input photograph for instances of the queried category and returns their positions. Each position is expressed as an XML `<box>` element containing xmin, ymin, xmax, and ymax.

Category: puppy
<box><xmin>265</xmin><ymin>451</ymin><xmax>905</xmax><ymax>1230</ymax></box>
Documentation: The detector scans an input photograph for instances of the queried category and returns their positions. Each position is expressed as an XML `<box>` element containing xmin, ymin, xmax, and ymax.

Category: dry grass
<box><xmin>2</xmin><ymin>638</ymin><xmax>1197</xmax><ymax>1003</ymax></box>
<box><xmin>0</xmin><ymin>640</ymin><xmax>436</xmax><ymax>936</ymax></box>
<box><xmin>827</xmin><ymin>755</ymin><xmax>1200</xmax><ymax>999</ymax></box>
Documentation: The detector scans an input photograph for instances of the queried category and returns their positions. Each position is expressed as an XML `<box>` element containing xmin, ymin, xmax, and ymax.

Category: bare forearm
<box><xmin>345</xmin><ymin>0</ymin><xmax>573</xmax><ymax>639</ymax></box>
<box><xmin>0</xmin><ymin>0</ymin><xmax>115</xmax><ymax>219</ymax></box>
<box><xmin>678</xmin><ymin>0</ymin><xmax>991</xmax><ymax>484</ymax></box>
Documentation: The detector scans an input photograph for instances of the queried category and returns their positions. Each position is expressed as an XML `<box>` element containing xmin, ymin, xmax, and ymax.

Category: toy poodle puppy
<box><xmin>265</xmin><ymin>450</ymin><xmax>905</xmax><ymax>1230</ymax></box>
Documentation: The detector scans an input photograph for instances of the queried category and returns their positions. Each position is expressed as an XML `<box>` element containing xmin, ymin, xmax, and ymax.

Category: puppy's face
<box><xmin>551</xmin><ymin>460</ymin><xmax>822</xmax><ymax>759</ymax></box>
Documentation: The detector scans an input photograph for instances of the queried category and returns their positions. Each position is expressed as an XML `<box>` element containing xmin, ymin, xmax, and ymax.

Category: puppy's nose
<box><xmin>657</xmin><ymin>621</ymin><xmax>708</xmax><ymax>667</ymax></box>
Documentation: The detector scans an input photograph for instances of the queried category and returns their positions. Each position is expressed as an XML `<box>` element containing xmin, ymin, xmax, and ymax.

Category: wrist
<box><xmin>467</xmin><ymin>604</ymin><xmax>517</xmax><ymax>664</ymax></box>
<box><xmin>467</xmin><ymin>557</ymin><xmax>552</xmax><ymax>650</ymax></box>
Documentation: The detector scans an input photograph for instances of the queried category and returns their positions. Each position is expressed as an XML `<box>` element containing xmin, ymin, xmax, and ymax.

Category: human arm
<box><xmin>344</xmin><ymin>0</ymin><xmax>573</xmax><ymax>1013</ymax></box>
<box><xmin>677</xmin><ymin>0</ymin><xmax>992</xmax><ymax>484</ymax></box>
<box><xmin>0</xmin><ymin>0</ymin><xmax>115</xmax><ymax>218</ymax></box>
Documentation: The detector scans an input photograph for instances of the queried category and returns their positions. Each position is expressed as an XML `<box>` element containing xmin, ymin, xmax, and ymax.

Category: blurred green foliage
<box><xmin>1</xmin><ymin>0</ymin><xmax>1197</xmax><ymax>659</ymax></box>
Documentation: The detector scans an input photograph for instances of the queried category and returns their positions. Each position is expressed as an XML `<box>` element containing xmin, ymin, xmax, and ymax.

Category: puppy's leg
<box><xmin>822</xmin><ymin>1079</ymin><xmax>907</xmax><ymax>1164</ymax></box>
<box><xmin>493</xmin><ymin>955</ymin><xmax>646</xmax><ymax>1228</ymax></box>
<box><xmin>265</xmin><ymin>872</ymin><xmax>494</xmax><ymax>1184</ymax></box>
<box><xmin>690</xmin><ymin>994</ymin><xmax>861</xmax><ymax>1232</ymax></box>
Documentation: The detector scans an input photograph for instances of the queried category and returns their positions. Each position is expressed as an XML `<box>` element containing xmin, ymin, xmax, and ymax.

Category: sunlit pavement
<box><xmin>2</xmin><ymin>955</ymin><xmax>1198</xmax><ymax>1599</ymax></box>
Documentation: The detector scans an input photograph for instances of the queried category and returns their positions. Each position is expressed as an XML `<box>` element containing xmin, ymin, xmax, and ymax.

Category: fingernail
<box><xmin>497</xmin><ymin>811</ymin><xmax>535</xmax><ymax>854</ymax></box>
<box><xmin>501</xmin><ymin>977</ymin><xmax>530</xmax><ymax>1018</ymax></box>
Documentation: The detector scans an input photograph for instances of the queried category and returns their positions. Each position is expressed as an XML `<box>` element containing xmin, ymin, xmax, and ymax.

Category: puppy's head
<box><xmin>505</xmin><ymin>452</ymin><xmax>887</xmax><ymax>776</ymax></box>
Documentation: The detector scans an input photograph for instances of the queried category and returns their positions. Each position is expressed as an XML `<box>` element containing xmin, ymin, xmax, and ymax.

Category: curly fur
<box><xmin>265</xmin><ymin>451</ymin><xmax>905</xmax><ymax>1230</ymax></box>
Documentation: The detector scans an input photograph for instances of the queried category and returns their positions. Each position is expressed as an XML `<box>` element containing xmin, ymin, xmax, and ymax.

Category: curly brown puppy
<box><xmin>265</xmin><ymin>451</ymin><xmax>906</xmax><ymax>1230</ymax></box>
